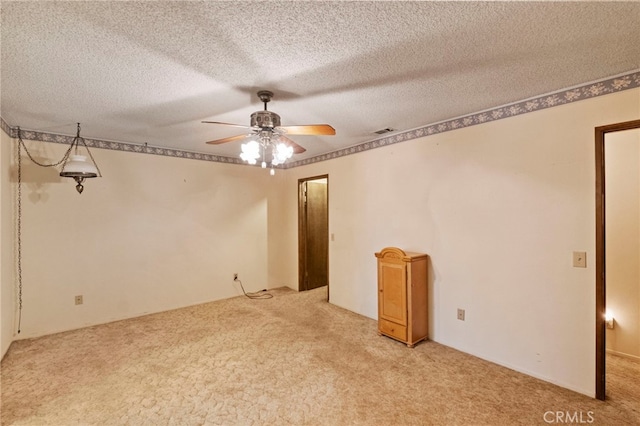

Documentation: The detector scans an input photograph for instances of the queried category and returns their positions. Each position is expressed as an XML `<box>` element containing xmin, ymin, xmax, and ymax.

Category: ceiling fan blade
<box><xmin>202</xmin><ymin>121</ymin><xmax>252</xmax><ymax>130</ymax></box>
<box><xmin>205</xmin><ymin>133</ymin><xmax>251</xmax><ymax>145</ymax></box>
<box><xmin>279</xmin><ymin>135</ymin><xmax>306</xmax><ymax>154</ymax></box>
<box><xmin>278</xmin><ymin>124</ymin><xmax>336</xmax><ymax>136</ymax></box>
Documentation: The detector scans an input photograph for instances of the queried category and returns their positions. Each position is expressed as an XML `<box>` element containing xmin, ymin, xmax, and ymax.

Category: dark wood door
<box><xmin>299</xmin><ymin>177</ymin><xmax>328</xmax><ymax>292</ymax></box>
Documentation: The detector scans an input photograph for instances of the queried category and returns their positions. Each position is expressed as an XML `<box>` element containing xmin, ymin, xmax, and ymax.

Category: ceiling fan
<box><xmin>202</xmin><ymin>90</ymin><xmax>335</xmax><ymax>167</ymax></box>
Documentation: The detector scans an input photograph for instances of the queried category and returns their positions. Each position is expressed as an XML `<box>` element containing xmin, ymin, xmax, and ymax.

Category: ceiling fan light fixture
<box><xmin>240</xmin><ymin>140</ymin><xmax>260</xmax><ymax>165</ymax></box>
<box><xmin>204</xmin><ymin>90</ymin><xmax>335</xmax><ymax>171</ymax></box>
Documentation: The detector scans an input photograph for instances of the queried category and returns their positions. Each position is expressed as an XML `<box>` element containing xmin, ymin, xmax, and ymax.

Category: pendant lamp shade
<box><xmin>59</xmin><ymin>154</ymin><xmax>98</xmax><ymax>178</ymax></box>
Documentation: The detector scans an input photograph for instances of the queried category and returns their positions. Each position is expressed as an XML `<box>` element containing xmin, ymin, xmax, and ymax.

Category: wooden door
<box><xmin>298</xmin><ymin>176</ymin><xmax>329</xmax><ymax>292</ymax></box>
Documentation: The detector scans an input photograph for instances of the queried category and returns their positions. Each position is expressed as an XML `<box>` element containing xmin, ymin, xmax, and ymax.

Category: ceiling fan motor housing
<box><xmin>251</xmin><ymin>110</ymin><xmax>281</xmax><ymax>129</ymax></box>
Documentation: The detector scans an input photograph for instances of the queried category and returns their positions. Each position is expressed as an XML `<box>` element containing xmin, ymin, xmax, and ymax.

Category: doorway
<box><xmin>298</xmin><ymin>175</ymin><xmax>329</xmax><ymax>296</ymax></box>
<box><xmin>595</xmin><ymin>119</ymin><xmax>640</xmax><ymax>400</ymax></box>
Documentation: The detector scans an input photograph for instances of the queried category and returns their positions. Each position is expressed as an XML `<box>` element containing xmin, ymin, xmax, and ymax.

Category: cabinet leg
<box><xmin>407</xmin><ymin>343</ymin><xmax>415</xmax><ymax>348</ymax></box>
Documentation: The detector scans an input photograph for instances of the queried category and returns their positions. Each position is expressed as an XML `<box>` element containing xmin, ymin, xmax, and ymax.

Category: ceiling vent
<box><xmin>373</xmin><ymin>127</ymin><xmax>395</xmax><ymax>135</ymax></box>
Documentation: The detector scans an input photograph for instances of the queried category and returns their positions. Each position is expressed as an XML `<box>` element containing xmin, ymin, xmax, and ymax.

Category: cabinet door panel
<box><xmin>379</xmin><ymin>261</ymin><xmax>407</xmax><ymax>325</ymax></box>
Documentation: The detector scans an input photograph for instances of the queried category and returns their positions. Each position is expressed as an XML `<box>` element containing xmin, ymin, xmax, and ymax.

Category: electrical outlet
<box><xmin>606</xmin><ymin>318</ymin><xmax>615</xmax><ymax>329</ymax></box>
<box><xmin>233</xmin><ymin>273</ymin><xmax>238</xmax><ymax>281</ymax></box>
<box><xmin>457</xmin><ymin>308</ymin><xmax>465</xmax><ymax>321</ymax></box>
<box><xmin>75</xmin><ymin>295</ymin><xmax>83</xmax><ymax>305</ymax></box>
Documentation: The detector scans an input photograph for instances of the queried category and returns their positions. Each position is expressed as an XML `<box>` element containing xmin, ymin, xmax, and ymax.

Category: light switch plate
<box><xmin>573</xmin><ymin>251</ymin><xmax>587</xmax><ymax>268</ymax></box>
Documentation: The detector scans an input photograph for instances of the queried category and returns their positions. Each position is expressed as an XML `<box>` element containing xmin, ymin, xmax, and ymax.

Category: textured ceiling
<box><xmin>1</xmin><ymin>1</ymin><xmax>639</xmax><ymax>161</ymax></box>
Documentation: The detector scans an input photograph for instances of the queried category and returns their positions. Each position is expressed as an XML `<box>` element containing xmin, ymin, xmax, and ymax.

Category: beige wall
<box><xmin>605</xmin><ymin>128</ymin><xmax>640</xmax><ymax>359</ymax></box>
<box><xmin>8</xmin><ymin>140</ymin><xmax>274</xmax><ymax>339</ymax></box>
<box><xmin>2</xmin><ymin>87</ymin><xmax>639</xmax><ymax>396</ymax></box>
<box><xmin>1</xmin><ymin>129</ymin><xmax>15</xmax><ymax>358</ymax></box>
<box><xmin>267</xmin><ymin>171</ymin><xmax>294</xmax><ymax>288</ymax></box>
<box><xmin>279</xmin><ymin>88</ymin><xmax>640</xmax><ymax>397</ymax></box>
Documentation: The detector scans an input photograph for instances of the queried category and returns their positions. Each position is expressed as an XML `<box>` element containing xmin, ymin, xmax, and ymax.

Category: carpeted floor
<box><xmin>1</xmin><ymin>286</ymin><xmax>639</xmax><ymax>425</ymax></box>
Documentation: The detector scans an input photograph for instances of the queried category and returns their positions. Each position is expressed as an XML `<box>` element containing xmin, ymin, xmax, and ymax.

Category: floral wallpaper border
<box><xmin>288</xmin><ymin>69</ymin><xmax>640</xmax><ymax>168</ymax></box>
<box><xmin>2</xmin><ymin>69</ymin><xmax>639</xmax><ymax>169</ymax></box>
<box><xmin>0</xmin><ymin>117</ymin><xmax>242</xmax><ymax>165</ymax></box>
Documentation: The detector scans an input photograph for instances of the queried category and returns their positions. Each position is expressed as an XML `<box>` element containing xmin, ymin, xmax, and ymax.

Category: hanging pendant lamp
<box><xmin>59</xmin><ymin>123</ymin><xmax>102</xmax><ymax>193</ymax></box>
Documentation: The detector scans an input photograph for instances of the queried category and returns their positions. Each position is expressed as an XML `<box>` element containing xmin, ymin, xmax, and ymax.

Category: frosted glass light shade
<box><xmin>60</xmin><ymin>155</ymin><xmax>98</xmax><ymax>178</ymax></box>
<box><xmin>239</xmin><ymin>140</ymin><xmax>260</xmax><ymax>165</ymax></box>
<box><xmin>238</xmin><ymin>135</ymin><xmax>294</xmax><ymax>170</ymax></box>
<box><xmin>271</xmin><ymin>143</ymin><xmax>293</xmax><ymax>166</ymax></box>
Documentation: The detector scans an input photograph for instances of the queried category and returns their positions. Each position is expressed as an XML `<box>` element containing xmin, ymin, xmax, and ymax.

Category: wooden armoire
<box><xmin>375</xmin><ymin>247</ymin><xmax>428</xmax><ymax>347</ymax></box>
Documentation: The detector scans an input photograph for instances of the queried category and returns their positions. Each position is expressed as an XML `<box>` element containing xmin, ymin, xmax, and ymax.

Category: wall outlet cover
<box><xmin>573</xmin><ymin>251</ymin><xmax>587</xmax><ymax>268</ymax></box>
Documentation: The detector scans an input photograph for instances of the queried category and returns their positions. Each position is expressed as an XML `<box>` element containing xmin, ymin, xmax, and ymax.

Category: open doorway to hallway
<box><xmin>595</xmin><ymin>120</ymin><xmax>640</xmax><ymax>401</ymax></box>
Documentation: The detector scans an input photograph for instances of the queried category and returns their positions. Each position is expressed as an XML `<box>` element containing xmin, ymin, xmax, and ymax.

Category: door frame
<box><xmin>594</xmin><ymin>119</ymin><xmax>640</xmax><ymax>400</ymax></box>
<box><xmin>298</xmin><ymin>174</ymin><xmax>329</xmax><ymax>297</ymax></box>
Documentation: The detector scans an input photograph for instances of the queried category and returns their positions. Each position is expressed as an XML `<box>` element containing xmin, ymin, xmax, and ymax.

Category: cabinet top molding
<box><xmin>375</xmin><ymin>247</ymin><xmax>428</xmax><ymax>261</ymax></box>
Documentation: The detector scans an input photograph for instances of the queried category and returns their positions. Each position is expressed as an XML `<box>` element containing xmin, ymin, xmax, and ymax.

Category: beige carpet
<box><xmin>1</xmin><ymin>287</ymin><xmax>639</xmax><ymax>425</ymax></box>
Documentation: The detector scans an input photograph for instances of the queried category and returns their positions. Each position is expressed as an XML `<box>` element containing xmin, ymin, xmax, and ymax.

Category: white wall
<box><xmin>605</xmin><ymin>128</ymin><xmax>640</xmax><ymax>359</ymax></box>
<box><xmin>10</xmin><ymin>139</ymin><xmax>274</xmax><ymax>339</ymax></box>
<box><xmin>1</xmin><ymin>128</ymin><xmax>15</xmax><ymax>358</ymax></box>
<box><xmin>279</xmin><ymin>88</ymin><xmax>640</xmax><ymax>397</ymax></box>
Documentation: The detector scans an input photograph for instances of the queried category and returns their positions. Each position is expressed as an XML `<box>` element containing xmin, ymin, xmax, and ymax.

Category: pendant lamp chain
<box><xmin>16</xmin><ymin>130</ymin><xmax>23</xmax><ymax>334</ymax></box>
<box><xmin>17</xmin><ymin>127</ymin><xmax>73</xmax><ymax>168</ymax></box>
